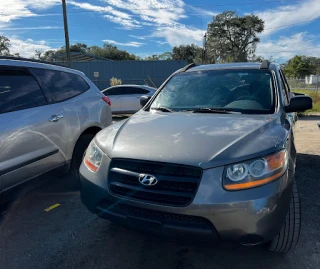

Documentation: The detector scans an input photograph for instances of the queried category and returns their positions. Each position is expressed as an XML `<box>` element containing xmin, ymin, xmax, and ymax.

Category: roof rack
<box><xmin>260</xmin><ymin>60</ymin><xmax>270</xmax><ymax>69</ymax></box>
<box><xmin>181</xmin><ymin>63</ymin><xmax>196</xmax><ymax>72</ymax></box>
<box><xmin>0</xmin><ymin>56</ymin><xmax>71</xmax><ymax>68</ymax></box>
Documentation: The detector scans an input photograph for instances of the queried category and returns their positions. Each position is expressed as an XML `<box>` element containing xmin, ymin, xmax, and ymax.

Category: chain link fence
<box><xmin>287</xmin><ymin>77</ymin><xmax>320</xmax><ymax>90</ymax></box>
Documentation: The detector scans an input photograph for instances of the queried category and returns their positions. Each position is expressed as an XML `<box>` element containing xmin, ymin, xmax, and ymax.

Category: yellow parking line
<box><xmin>44</xmin><ymin>203</ymin><xmax>61</xmax><ymax>212</ymax></box>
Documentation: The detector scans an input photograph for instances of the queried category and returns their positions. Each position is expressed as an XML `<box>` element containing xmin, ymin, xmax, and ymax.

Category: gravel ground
<box><xmin>0</xmin><ymin>116</ymin><xmax>319</xmax><ymax>269</ymax></box>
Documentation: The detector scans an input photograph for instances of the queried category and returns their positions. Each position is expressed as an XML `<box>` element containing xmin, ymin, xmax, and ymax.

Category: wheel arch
<box><xmin>67</xmin><ymin>126</ymin><xmax>102</xmax><ymax>163</ymax></box>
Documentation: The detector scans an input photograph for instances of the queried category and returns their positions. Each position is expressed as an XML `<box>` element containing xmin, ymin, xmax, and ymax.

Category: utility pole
<box><xmin>62</xmin><ymin>0</ymin><xmax>71</xmax><ymax>67</ymax></box>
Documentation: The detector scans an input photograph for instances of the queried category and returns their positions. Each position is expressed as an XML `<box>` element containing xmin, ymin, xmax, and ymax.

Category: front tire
<box><xmin>267</xmin><ymin>181</ymin><xmax>301</xmax><ymax>253</ymax></box>
<box><xmin>70</xmin><ymin>134</ymin><xmax>95</xmax><ymax>181</ymax></box>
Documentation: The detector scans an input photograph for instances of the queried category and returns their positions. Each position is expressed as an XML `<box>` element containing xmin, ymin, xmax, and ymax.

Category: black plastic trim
<box><xmin>181</xmin><ymin>63</ymin><xmax>196</xmax><ymax>72</ymax></box>
<box><xmin>260</xmin><ymin>60</ymin><xmax>270</xmax><ymax>69</ymax></box>
<box><xmin>0</xmin><ymin>148</ymin><xmax>59</xmax><ymax>177</ymax></box>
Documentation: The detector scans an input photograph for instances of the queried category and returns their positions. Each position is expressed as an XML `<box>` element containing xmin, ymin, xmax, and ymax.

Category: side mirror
<box><xmin>140</xmin><ymin>95</ymin><xmax>151</xmax><ymax>107</ymax></box>
<box><xmin>285</xmin><ymin>95</ymin><xmax>313</xmax><ymax>113</ymax></box>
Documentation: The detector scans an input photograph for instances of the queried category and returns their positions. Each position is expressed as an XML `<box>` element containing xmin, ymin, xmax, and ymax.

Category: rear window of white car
<box><xmin>32</xmin><ymin>68</ymin><xmax>90</xmax><ymax>102</ymax></box>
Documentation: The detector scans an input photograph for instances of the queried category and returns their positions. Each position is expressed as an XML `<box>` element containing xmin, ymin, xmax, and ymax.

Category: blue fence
<box><xmin>56</xmin><ymin>60</ymin><xmax>188</xmax><ymax>90</ymax></box>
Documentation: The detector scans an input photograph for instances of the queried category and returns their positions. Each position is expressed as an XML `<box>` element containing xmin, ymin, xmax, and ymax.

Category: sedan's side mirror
<box><xmin>285</xmin><ymin>95</ymin><xmax>313</xmax><ymax>113</ymax></box>
<box><xmin>140</xmin><ymin>95</ymin><xmax>151</xmax><ymax>107</ymax></box>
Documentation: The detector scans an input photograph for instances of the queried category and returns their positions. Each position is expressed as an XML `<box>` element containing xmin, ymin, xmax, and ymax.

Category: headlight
<box><xmin>84</xmin><ymin>141</ymin><xmax>103</xmax><ymax>172</ymax></box>
<box><xmin>223</xmin><ymin>150</ymin><xmax>287</xmax><ymax>191</ymax></box>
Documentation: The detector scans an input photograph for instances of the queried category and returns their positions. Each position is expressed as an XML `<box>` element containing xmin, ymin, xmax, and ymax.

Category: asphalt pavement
<box><xmin>0</xmin><ymin>117</ymin><xmax>319</xmax><ymax>269</ymax></box>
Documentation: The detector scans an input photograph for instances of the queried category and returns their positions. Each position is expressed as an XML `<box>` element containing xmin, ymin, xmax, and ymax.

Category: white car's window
<box><xmin>122</xmin><ymin>87</ymin><xmax>149</xmax><ymax>95</ymax></box>
<box><xmin>105</xmin><ymin>87</ymin><xmax>123</xmax><ymax>95</ymax></box>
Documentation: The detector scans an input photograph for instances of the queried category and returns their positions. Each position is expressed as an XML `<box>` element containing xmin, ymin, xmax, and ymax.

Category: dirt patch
<box><xmin>295</xmin><ymin>115</ymin><xmax>320</xmax><ymax>155</ymax></box>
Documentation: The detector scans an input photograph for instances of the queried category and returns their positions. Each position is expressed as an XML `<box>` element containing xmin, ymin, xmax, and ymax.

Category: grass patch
<box><xmin>293</xmin><ymin>89</ymin><xmax>320</xmax><ymax>114</ymax></box>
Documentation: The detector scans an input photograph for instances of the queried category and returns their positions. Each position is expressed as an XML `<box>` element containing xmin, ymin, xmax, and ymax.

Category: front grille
<box><xmin>100</xmin><ymin>200</ymin><xmax>212</xmax><ymax>227</ymax></box>
<box><xmin>108</xmin><ymin>159</ymin><xmax>202</xmax><ymax>207</ymax></box>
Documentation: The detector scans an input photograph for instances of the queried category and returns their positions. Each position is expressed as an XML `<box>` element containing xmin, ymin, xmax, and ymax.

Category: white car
<box><xmin>102</xmin><ymin>85</ymin><xmax>156</xmax><ymax>114</ymax></box>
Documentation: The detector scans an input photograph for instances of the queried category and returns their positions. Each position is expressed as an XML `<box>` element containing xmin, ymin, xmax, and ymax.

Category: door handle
<box><xmin>49</xmin><ymin>114</ymin><xmax>64</xmax><ymax>122</ymax></box>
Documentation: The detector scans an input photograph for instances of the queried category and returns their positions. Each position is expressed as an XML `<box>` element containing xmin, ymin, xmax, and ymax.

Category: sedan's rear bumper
<box><xmin>80</xmin><ymin>161</ymin><xmax>294</xmax><ymax>245</ymax></box>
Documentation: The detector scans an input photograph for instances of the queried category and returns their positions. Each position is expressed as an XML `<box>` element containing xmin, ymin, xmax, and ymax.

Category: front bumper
<box><xmin>80</xmin><ymin>158</ymin><xmax>294</xmax><ymax>245</ymax></box>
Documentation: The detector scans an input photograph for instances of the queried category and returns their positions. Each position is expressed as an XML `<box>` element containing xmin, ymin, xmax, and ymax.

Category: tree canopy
<box><xmin>283</xmin><ymin>55</ymin><xmax>320</xmax><ymax>78</ymax></box>
<box><xmin>0</xmin><ymin>36</ymin><xmax>11</xmax><ymax>56</ymax></box>
<box><xmin>172</xmin><ymin>44</ymin><xmax>202</xmax><ymax>64</ymax></box>
<box><xmin>206</xmin><ymin>11</ymin><xmax>264</xmax><ymax>63</ymax></box>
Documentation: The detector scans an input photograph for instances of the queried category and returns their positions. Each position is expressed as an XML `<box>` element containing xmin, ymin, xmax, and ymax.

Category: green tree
<box><xmin>283</xmin><ymin>55</ymin><xmax>315</xmax><ymax>78</ymax></box>
<box><xmin>206</xmin><ymin>11</ymin><xmax>264</xmax><ymax>63</ymax></box>
<box><xmin>39</xmin><ymin>50</ymin><xmax>56</xmax><ymax>61</ymax></box>
<box><xmin>172</xmin><ymin>44</ymin><xmax>202</xmax><ymax>63</ymax></box>
<box><xmin>0</xmin><ymin>36</ymin><xmax>10</xmax><ymax>56</ymax></box>
<box><xmin>145</xmin><ymin>54</ymin><xmax>160</xmax><ymax>60</ymax></box>
<box><xmin>88</xmin><ymin>44</ymin><xmax>137</xmax><ymax>60</ymax></box>
<box><xmin>55</xmin><ymin>43</ymin><xmax>89</xmax><ymax>54</ymax></box>
<box><xmin>70</xmin><ymin>43</ymin><xmax>89</xmax><ymax>53</ymax></box>
<box><xmin>158</xmin><ymin>52</ymin><xmax>173</xmax><ymax>60</ymax></box>
<box><xmin>145</xmin><ymin>52</ymin><xmax>173</xmax><ymax>61</ymax></box>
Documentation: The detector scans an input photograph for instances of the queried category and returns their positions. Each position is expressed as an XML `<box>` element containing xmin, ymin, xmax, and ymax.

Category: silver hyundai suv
<box><xmin>0</xmin><ymin>58</ymin><xmax>112</xmax><ymax>203</ymax></box>
<box><xmin>80</xmin><ymin>61</ymin><xmax>312</xmax><ymax>253</ymax></box>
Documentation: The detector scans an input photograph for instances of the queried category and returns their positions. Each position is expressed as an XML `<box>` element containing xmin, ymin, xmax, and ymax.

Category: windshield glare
<box><xmin>150</xmin><ymin>69</ymin><xmax>275</xmax><ymax>114</ymax></box>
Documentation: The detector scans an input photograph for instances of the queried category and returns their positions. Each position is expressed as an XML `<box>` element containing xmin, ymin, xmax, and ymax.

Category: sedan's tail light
<box><xmin>102</xmin><ymin>96</ymin><xmax>111</xmax><ymax>106</ymax></box>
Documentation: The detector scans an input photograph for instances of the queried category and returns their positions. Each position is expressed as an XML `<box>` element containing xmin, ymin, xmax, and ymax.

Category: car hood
<box><xmin>96</xmin><ymin>111</ymin><xmax>288</xmax><ymax>169</ymax></box>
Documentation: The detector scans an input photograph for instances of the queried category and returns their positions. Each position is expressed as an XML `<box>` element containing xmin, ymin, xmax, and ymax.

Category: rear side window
<box><xmin>32</xmin><ymin>69</ymin><xmax>89</xmax><ymax>102</ymax></box>
<box><xmin>0</xmin><ymin>68</ymin><xmax>47</xmax><ymax>114</ymax></box>
<box><xmin>122</xmin><ymin>87</ymin><xmax>149</xmax><ymax>95</ymax></box>
<box><xmin>105</xmin><ymin>87</ymin><xmax>123</xmax><ymax>95</ymax></box>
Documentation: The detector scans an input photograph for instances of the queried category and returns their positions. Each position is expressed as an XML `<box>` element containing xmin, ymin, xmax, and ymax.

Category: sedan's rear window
<box><xmin>150</xmin><ymin>69</ymin><xmax>275</xmax><ymax>114</ymax></box>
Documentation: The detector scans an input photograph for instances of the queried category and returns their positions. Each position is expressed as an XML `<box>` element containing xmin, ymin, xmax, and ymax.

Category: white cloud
<box><xmin>102</xmin><ymin>39</ymin><xmax>145</xmax><ymax>47</ymax></box>
<box><xmin>187</xmin><ymin>6</ymin><xmax>217</xmax><ymax>17</ymax></box>
<box><xmin>153</xmin><ymin>27</ymin><xmax>205</xmax><ymax>47</ymax></box>
<box><xmin>256</xmin><ymin>32</ymin><xmax>320</xmax><ymax>62</ymax></box>
<box><xmin>103</xmin><ymin>0</ymin><xmax>186</xmax><ymax>26</ymax></box>
<box><xmin>8</xmin><ymin>36</ymin><xmax>53</xmax><ymax>57</ymax></box>
<box><xmin>0</xmin><ymin>26</ymin><xmax>61</xmax><ymax>31</ymax></box>
<box><xmin>104</xmin><ymin>15</ymin><xmax>141</xmax><ymax>28</ymax></box>
<box><xmin>256</xmin><ymin>0</ymin><xmax>320</xmax><ymax>36</ymax></box>
<box><xmin>129</xmin><ymin>35</ymin><xmax>146</xmax><ymax>40</ymax></box>
<box><xmin>68</xmin><ymin>1</ymin><xmax>131</xmax><ymax>19</ymax></box>
<box><xmin>0</xmin><ymin>0</ymin><xmax>60</xmax><ymax>23</ymax></box>
<box><xmin>66</xmin><ymin>1</ymin><xmax>143</xmax><ymax>28</ymax></box>
<box><xmin>151</xmin><ymin>40</ymin><xmax>168</xmax><ymax>45</ymax></box>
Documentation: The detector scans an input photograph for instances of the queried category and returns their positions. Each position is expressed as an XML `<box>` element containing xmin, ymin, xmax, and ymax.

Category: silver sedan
<box><xmin>102</xmin><ymin>85</ymin><xmax>156</xmax><ymax>114</ymax></box>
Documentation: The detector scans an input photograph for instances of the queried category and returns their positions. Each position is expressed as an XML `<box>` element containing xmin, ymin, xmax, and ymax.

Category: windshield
<box><xmin>150</xmin><ymin>69</ymin><xmax>275</xmax><ymax>114</ymax></box>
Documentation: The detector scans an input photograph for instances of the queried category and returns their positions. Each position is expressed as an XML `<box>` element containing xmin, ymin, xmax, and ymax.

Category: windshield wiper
<box><xmin>182</xmin><ymin>108</ymin><xmax>241</xmax><ymax>114</ymax></box>
<box><xmin>150</xmin><ymin>107</ymin><xmax>173</xmax><ymax>112</ymax></box>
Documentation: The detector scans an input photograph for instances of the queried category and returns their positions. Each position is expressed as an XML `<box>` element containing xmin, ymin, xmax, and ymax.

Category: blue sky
<box><xmin>1</xmin><ymin>0</ymin><xmax>320</xmax><ymax>62</ymax></box>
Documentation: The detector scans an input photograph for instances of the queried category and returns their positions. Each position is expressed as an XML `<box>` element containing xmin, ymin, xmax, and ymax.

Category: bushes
<box><xmin>110</xmin><ymin>77</ymin><xmax>122</xmax><ymax>86</ymax></box>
